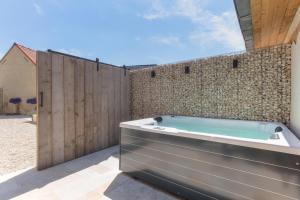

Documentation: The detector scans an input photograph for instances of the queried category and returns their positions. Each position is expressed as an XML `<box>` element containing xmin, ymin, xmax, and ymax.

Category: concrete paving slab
<box><xmin>0</xmin><ymin>146</ymin><xmax>179</xmax><ymax>200</ymax></box>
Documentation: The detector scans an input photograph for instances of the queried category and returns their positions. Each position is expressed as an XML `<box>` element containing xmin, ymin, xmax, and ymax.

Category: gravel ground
<box><xmin>0</xmin><ymin>115</ymin><xmax>36</xmax><ymax>175</ymax></box>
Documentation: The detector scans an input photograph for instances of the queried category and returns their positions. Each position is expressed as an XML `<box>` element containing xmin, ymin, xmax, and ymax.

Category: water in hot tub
<box><xmin>158</xmin><ymin>117</ymin><xmax>272</xmax><ymax>140</ymax></box>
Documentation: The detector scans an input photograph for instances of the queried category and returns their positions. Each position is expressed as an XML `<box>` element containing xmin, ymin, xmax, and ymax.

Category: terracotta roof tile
<box><xmin>15</xmin><ymin>43</ymin><xmax>36</xmax><ymax>65</ymax></box>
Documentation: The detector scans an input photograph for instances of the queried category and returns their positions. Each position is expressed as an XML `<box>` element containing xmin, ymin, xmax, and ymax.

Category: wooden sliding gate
<box><xmin>0</xmin><ymin>88</ymin><xmax>3</xmax><ymax>114</ymax></box>
<box><xmin>37</xmin><ymin>51</ymin><xmax>130</xmax><ymax>170</ymax></box>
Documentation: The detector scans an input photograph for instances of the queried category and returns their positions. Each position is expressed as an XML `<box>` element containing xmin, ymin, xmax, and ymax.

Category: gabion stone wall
<box><xmin>130</xmin><ymin>44</ymin><xmax>291</xmax><ymax>125</ymax></box>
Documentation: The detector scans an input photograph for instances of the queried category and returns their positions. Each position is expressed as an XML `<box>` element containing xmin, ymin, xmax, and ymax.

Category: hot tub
<box><xmin>119</xmin><ymin>116</ymin><xmax>300</xmax><ymax>200</ymax></box>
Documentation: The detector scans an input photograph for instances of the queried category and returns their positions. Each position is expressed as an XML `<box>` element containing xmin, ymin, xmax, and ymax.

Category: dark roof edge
<box><xmin>126</xmin><ymin>64</ymin><xmax>157</xmax><ymax>69</ymax></box>
<box><xmin>47</xmin><ymin>49</ymin><xmax>122</xmax><ymax>69</ymax></box>
<box><xmin>233</xmin><ymin>0</ymin><xmax>254</xmax><ymax>51</ymax></box>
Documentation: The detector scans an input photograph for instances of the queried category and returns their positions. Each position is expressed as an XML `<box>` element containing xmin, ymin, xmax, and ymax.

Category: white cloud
<box><xmin>142</xmin><ymin>0</ymin><xmax>209</xmax><ymax>21</ymax></box>
<box><xmin>189</xmin><ymin>11</ymin><xmax>244</xmax><ymax>50</ymax></box>
<box><xmin>142</xmin><ymin>0</ymin><xmax>245</xmax><ymax>50</ymax></box>
<box><xmin>151</xmin><ymin>36</ymin><xmax>182</xmax><ymax>46</ymax></box>
<box><xmin>142</xmin><ymin>0</ymin><xmax>169</xmax><ymax>20</ymax></box>
<box><xmin>33</xmin><ymin>2</ymin><xmax>44</xmax><ymax>15</ymax></box>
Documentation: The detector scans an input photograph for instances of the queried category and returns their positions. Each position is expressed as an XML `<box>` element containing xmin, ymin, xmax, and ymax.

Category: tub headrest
<box><xmin>154</xmin><ymin>116</ymin><xmax>163</xmax><ymax>123</ymax></box>
<box><xmin>275</xmin><ymin>126</ymin><xmax>283</xmax><ymax>133</ymax></box>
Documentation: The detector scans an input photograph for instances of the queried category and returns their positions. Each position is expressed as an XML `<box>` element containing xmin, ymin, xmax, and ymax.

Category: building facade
<box><xmin>0</xmin><ymin>43</ymin><xmax>36</xmax><ymax>114</ymax></box>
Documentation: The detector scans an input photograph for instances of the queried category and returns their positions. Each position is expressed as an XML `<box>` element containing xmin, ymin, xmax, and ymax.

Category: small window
<box><xmin>185</xmin><ymin>66</ymin><xmax>190</xmax><ymax>74</ymax></box>
<box><xmin>233</xmin><ymin>59</ymin><xmax>238</xmax><ymax>68</ymax></box>
<box><xmin>151</xmin><ymin>70</ymin><xmax>156</xmax><ymax>78</ymax></box>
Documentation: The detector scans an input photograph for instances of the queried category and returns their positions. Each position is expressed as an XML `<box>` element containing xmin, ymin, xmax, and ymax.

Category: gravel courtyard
<box><xmin>0</xmin><ymin>115</ymin><xmax>36</xmax><ymax>175</ymax></box>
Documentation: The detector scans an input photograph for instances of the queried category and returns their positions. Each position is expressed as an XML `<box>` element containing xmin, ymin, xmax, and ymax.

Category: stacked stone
<box><xmin>129</xmin><ymin>44</ymin><xmax>291</xmax><ymax>126</ymax></box>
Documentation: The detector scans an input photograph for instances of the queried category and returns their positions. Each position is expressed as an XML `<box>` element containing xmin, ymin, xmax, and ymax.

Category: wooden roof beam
<box><xmin>284</xmin><ymin>5</ymin><xmax>300</xmax><ymax>43</ymax></box>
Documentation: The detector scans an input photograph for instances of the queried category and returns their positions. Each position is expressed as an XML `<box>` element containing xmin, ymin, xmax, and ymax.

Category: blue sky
<box><xmin>0</xmin><ymin>0</ymin><xmax>245</xmax><ymax>65</ymax></box>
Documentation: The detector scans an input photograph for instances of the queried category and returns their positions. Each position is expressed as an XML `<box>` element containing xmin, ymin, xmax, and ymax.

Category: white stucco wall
<box><xmin>0</xmin><ymin>46</ymin><xmax>36</xmax><ymax>114</ymax></box>
<box><xmin>291</xmin><ymin>33</ymin><xmax>300</xmax><ymax>138</ymax></box>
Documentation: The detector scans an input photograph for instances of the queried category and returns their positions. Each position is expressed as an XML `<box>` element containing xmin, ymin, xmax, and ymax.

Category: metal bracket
<box><xmin>96</xmin><ymin>58</ymin><xmax>99</xmax><ymax>71</ymax></box>
<box><xmin>123</xmin><ymin>65</ymin><xmax>127</xmax><ymax>76</ymax></box>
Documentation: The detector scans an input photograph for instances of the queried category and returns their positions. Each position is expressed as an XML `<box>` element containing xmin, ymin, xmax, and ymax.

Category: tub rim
<box><xmin>120</xmin><ymin>115</ymin><xmax>300</xmax><ymax>156</ymax></box>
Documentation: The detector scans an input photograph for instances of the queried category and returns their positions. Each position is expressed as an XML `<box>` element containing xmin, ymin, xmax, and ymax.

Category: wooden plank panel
<box><xmin>0</xmin><ymin>88</ymin><xmax>3</xmax><ymax>113</ymax></box>
<box><xmin>37</xmin><ymin>52</ymin><xmax>129</xmax><ymax>169</ymax></box>
<box><xmin>63</xmin><ymin>56</ymin><xmax>76</xmax><ymax>161</ymax></box>
<box><xmin>260</xmin><ymin>0</ymin><xmax>272</xmax><ymax>48</ymax></box>
<box><xmin>95</xmin><ymin>64</ymin><xmax>103</xmax><ymax>150</ymax></box>
<box><xmin>84</xmin><ymin>61</ymin><xmax>94</xmax><ymax>154</ymax></box>
<box><xmin>93</xmin><ymin>62</ymin><xmax>101</xmax><ymax>151</ymax></box>
<box><xmin>113</xmin><ymin>68</ymin><xmax>121</xmax><ymax>144</ymax></box>
<box><xmin>251</xmin><ymin>0</ymin><xmax>300</xmax><ymax>48</ymax></box>
<box><xmin>107</xmin><ymin>67</ymin><xmax>115</xmax><ymax>146</ymax></box>
<box><xmin>251</xmin><ymin>0</ymin><xmax>262</xmax><ymax>48</ymax></box>
<box><xmin>120</xmin><ymin>70</ymin><xmax>125</xmax><ymax>122</ymax></box>
<box><xmin>125</xmin><ymin>70</ymin><xmax>131</xmax><ymax>120</ymax></box>
<box><xmin>268</xmin><ymin>0</ymin><xmax>287</xmax><ymax>46</ymax></box>
<box><xmin>276</xmin><ymin>0</ymin><xmax>300</xmax><ymax>43</ymax></box>
<box><xmin>37</xmin><ymin>51</ymin><xmax>52</xmax><ymax>170</ymax></box>
<box><xmin>284</xmin><ymin>3</ymin><xmax>300</xmax><ymax>42</ymax></box>
<box><xmin>74</xmin><ymin>59</ymin><xmax>85</xmax><ymax>157</ymax></box>
<box><xmin>51</xmin><ymin>53</ymin><xmax>64</xmax><ymax>164</ymax></box>
<box><xmin>100</xmin><ymin>65</ymin><xmax>109</xmax><ymax>149</ymax></box>
<box><xmin>121</xmin><ymin>69</ymin><xmax>130</xmax><ymax>121</ymax></box>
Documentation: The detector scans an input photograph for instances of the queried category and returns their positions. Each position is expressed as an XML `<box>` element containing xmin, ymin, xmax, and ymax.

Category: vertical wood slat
<box><xmin>0</xmin><ymin>88</ymin><xmax>3</xmax><ymax>114</ymax></box>
<box><xmin>74</xmin><ymin>59</ymin><xmax>85</xmax><ymax>157</ymax></box>
<box><xmin>114</xmin><ymin>68</ymin><xmax>121</xmax><ymax>144</ymax></box>
<box><xmin>93</xmin><ymin>62</ymin><xmax>100</xmax><ymax>151</ymax></box>
<box><xmin>120</xmin><ymin>68</ymin><xmax>130</xmax><ymax>122</ymax></box>
<box><xmin>51</xmin><ymin>54</ymin><xmax>65</xmax><ymax>165</ymax></box>
<box><xmin>96</xmin><ymin>64</ymin><xmax>103</xmax><ymax>150</ymax></box>
<box><xmin>63</xmin><ymin>56</ymin><xmax>76</xmax><ymax>161</ymax></box>
<box><xmin>37</xmin><ymin>52</ymin><xmax>130</xmax><ymax>170</ymax></box>
<box><xmin>100</xmin><ymin>65</ymin><xmax>109</xmax><ymax>149</ymax></box>
<box><xmin>125</xmin><ymin>70</ymin><xmax>131</xmax><ymax>120</ymax></box>
<box><xmin>84</xmin><ymin>61</ymin><xmax>94</xmax><ymax>154</ymax></box>
<box><xmin>107</xmin><ymin>67</ymin><xmax>115</xmax><ymax>146</ymax></box>
<box><xmin>37</xmin><ymin>51</ymin><xmax>53</xmax><ymax>170</ymax></box>
<box><xmin>251</xmin><ymin>0</ymin><xmax>262</xmax><ymax>48</ymax></box>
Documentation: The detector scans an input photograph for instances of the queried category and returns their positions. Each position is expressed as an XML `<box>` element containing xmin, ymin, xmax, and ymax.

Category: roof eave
<box><xmin>233</xmin><ymin>0</ymin><xmax>254</xmax><ymax>51</ymax></box>
<box><xmin>15</xmin><ymin>44</ymin><xmax>36</xmax><ymax>65</ymax></box>
<box><xmin>0</xmin><ymin>43</ymin><xmax>36</xmax><ymax>65</ymax></box>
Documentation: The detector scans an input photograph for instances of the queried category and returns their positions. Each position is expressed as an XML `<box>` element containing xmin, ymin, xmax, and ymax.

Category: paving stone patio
<box><xmin>0</xmin><ymin>146</ymin><xmax>179</xmax><ymax>200</ymax></box>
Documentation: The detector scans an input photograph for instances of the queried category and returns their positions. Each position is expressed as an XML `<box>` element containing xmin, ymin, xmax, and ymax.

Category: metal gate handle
<box><xmin>40</xmin><ymin>92</ymin><xmax>43</xmax><ymax>107</ymax></box>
